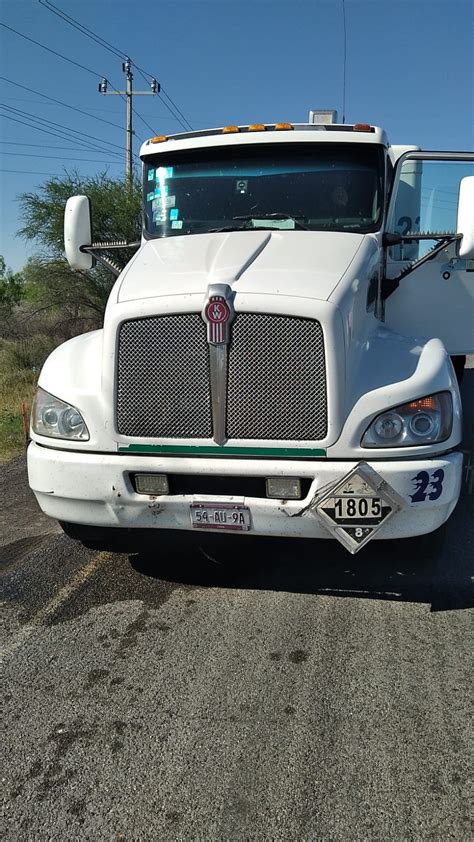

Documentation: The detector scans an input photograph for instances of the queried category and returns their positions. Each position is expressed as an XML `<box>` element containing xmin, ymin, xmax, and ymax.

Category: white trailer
<box><xmin>27</xmin><ymin>115</ymin><xmax>474</xmax><ymax>553</ymax></box>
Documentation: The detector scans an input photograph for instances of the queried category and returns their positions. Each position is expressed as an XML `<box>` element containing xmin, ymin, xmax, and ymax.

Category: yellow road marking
<box><xmin>0</xmin><ymin>551</ymin><xmax>108</xmax><ymax>662</ymax></box>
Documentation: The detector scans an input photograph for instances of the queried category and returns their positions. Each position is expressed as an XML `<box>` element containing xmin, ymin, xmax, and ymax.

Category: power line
<box><xmin>0</xmin><ymin>106</ymin><xmax>123</xmax><ymax>157</ymax></box>
<box><xmin>34</xmin><ymin>5</ymin><xmax>164</xmax><ymax>132</ymax></box>
<box><xmin>0</xmin><ymin>111</ymin><xmax>108</xmax><ymax>153</ymax></box>
<box><xmin>131</xmin><ymin>61</ymin><xmax>193</xmax><ymax>130</ymax></box>
<box><xmin>0</xmin><ymin>103</ymin><xmax>131</xmax><ymax>157</ymax></box>
<box><xmin>36</xmin><ymin>2</ymin><xmax>167</xmax><ymax>133</ymax></box>
<box><xmin>0</xmin><ymin>22</ymin><xmax>107</xmax><ymax>79</ymax></box>
<box><xmin>158</xmin><ymin>86</ymin><xmax>194</xmax><ymax>132</ymax></box>
<box><xmin>1</xmin><ymin>168</ymin><xmax>76</xmax><ymax>175</ymax></box>
<box><xmin>0</xmin><ymin>111</ymin><xmax>122</xmax><ymax>156</ymax></box>
<box><xmin>0</xmin><ymin>140</ymin><xmax>124</xmax><ymax>155</ymax></box>
<box><xmin>0</xmin><ymin>140</ymin><xmax>121</xmax><ymax>153</ymax></box>
<box><xmin>0</xmin><ymin>96</ymin><xmax>124</xmax><ymax>114</ymax></box>
<box><xmin>0</xmin><ymin>76</ymin><xmax>148</xmax><ymax>143</ymax></box>
<box><xmin>0</xmin><ymin>23</ymin><xmax>130</xmax><ymax>110</ymax></box>
<box><xmin>132</xmin><ymin>63</ymin><xmax>193</xmax><ymax>130</ymax></box>
<box><xmin>2</xmin><ymin>151</ymin><xmax>122</xmax><ymax>163</ymax></box>
<box><xmin>130</xmin><ymin>106</ymin><xmax>157</xmax><ymax>138</ymax></box>
<box><xmin>0</xmin><ymin>18</ymin><xmax>155</xmax><ymax>175</ymax></box>
<box><xmin>38</xmin><ymin>0</ymin><xmax>125</xmax><ymax>59</ymax></box>
<box><xmin>37</xmin><ymin>1</ymin><xmax>193</xmax><ymax>131</ymax></box>
<box><xmin>98</xmin><ymin>59</ymin><xmax>158</xmax><ymax>182</ymax></box>
<box><xmin>0</xmin><ymin>75</ymin><xmax>137</xmax><ymax>135</ymax></box>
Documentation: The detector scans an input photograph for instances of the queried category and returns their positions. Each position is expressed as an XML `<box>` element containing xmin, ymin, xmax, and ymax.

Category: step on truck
<box><xmin>27</xmin><ymin>111</ymin><xmax>474</xmax><ymax>553</ymax></box>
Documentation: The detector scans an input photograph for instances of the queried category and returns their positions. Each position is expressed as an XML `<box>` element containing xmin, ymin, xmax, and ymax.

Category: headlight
<box><xmin>31</xmin><ymin>387</ymin><xmax>89</xmax><ymax>441</ymax></box>
<box><xmin>362</xmin><ymin>392</ymin><xmax>452</xmax><ymax>448</ymax></box>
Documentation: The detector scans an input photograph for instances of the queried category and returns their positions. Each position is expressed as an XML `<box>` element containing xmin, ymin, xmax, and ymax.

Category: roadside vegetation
<box><xmin>0</xmin><ymin>336</ymin><xmax>49</xmax><ymax>462</ymax></box>
<box><xmin>1</xmin><ymin>172</ymin><xmax>141</xmax><ymax>462</ymax></box>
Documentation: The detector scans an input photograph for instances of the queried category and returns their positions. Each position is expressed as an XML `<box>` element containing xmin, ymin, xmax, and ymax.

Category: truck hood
<box><xmin>117</xmin><ymin>231</ymin><xmax>366</xmax><ymax>303</ymax></box>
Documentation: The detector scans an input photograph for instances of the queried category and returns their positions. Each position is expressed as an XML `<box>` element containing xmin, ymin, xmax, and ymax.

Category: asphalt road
<box><xmin>1</xmin><ymin>366</ymin><xmax>473</xmax><ymax>840</ymax></box>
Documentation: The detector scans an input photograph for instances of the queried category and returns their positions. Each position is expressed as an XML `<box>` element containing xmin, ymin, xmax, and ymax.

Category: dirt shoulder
<box><xmin>0</xmin><ymin>454</ymin><xmax>60</xmax><ymax>564</ymax></box>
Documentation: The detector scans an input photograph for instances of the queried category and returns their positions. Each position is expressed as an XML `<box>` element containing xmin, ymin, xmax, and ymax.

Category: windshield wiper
<box><xmin>233</xmin><ymin>213</ymin><xmax>310</xmax><ymax>230</ymax></box>
<box><xmin>208</xmin><ymin>222</ymin><xmax>254</xmax><ymax>233</ymax></box>
<box><xmin>208</xmin><ymin>213</ymin><xmax>310</xmax><ymax>234</ymax></box>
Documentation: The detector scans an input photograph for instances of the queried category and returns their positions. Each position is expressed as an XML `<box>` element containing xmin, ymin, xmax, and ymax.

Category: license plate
<box><xmin>323</xmin><ymin>495</ymin><xmax>385</xmax><ymax>525</ymax></box>
<box><xmin>190</xmin><ymin>503</ymin><xmax>251</xmax><ymax>531</ymax></box>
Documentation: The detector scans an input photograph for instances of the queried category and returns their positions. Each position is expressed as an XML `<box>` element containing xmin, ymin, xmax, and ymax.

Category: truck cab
<box><xmin>27</xmin><ymin>115</ymin><xmax>474</xmax><ymax>553</ymax></box>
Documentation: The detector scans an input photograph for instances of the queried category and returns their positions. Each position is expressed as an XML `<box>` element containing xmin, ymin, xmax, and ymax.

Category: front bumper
<box><xmin>27</xmin><ymin>443</ymin><xmax>463</xmax><ymax>544</ymax></box>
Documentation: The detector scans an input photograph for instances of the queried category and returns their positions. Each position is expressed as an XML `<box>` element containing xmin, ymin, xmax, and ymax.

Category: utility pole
<box><xmin>98</xmin><ymin>58</ymin><xmax>159</xmax><ymax>187</ymax></box>
<box><xmin>125</xmin><ymin>58</ymin><xmax>133</xmax><ymax>184</ymax></box>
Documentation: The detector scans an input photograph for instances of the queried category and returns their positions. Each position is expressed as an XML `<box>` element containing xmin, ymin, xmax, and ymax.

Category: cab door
<box><xmin>383</xmin><ymin>152</ymin><xmax>474</xmax><ymax>355</ymax></box>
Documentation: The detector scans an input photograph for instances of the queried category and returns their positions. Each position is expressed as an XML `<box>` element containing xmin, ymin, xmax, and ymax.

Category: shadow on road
<box><xmin>126</xmin><ymin>370</ymin><xmax>473</xmax><ymax>613</ymax></box>
<box><xmin>129</xmin><ymin>494</ymin><xmax>473</xmax><ymax>613</ymax></box>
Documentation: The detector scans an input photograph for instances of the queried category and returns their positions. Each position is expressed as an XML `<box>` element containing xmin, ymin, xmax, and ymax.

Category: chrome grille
<box><xmin>117</xmin><ymin>314</ymin><xmax>212</xmax><ymax>438</ymax></box>
<box><xmin>117</xmin><ymin>312</ymin><xmax>327</xmax><ymax>441</ymax></box>
<box><xmin>227</xmin><ymin>314</ymin><xmax>327</xmax><ymax>440</ymax></box>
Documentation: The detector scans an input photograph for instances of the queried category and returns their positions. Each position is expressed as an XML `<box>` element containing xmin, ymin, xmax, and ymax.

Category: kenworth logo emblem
<box><xmin>202</xmin><ymin>284</ymin><xmax>235</xmax><ymax>345</ymax></box>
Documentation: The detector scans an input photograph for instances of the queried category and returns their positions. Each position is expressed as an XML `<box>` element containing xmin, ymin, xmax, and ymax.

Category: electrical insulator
<box><xmin>98</xmin><ymin>78</ymin><xmax>108</xmax><ymax>94</ymax></box>
<box><xmin>151</xmin><ymin>78</ymin><xmax>160</xmax><ymax>93</ymax></box>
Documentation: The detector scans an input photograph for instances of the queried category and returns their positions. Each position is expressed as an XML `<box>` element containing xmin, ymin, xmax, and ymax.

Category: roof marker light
<box><xmin>248</xmin><ymin>123</ymin><xmax>266</xmax><ymax>132</ymax></box>
<box><xmin>222</xmin><ymin>125</ymin><xmax>240</xmax><ymax>133</ymax></box>
<box><xmin>274</xmin><ymin>122</ymin><xmax>293</xmax><ymax>130</ymax></box>
<box><xmin>353</xmin><ymin>124</ymin><xmax>374</xmax><ymax>132</ymax></box>
<box><xmin>150</xmin><ymin>135</ymin><xmax>168</xmax><ymax>143</ymax></box>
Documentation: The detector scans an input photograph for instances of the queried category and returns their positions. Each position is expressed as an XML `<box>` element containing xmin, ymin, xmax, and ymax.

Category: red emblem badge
<box><xmin>202</xmin><ymin>285</ymin><xmax>235</xmax><ymax>345</ymax></box>
<box><xmin>205</xmin><ymin>298</ymin><xmax>230</xmax><ymax>342</ymax></box>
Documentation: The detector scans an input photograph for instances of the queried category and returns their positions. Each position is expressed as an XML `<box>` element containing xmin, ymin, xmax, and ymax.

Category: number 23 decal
<box><xmin>410</xmin><ymin>469</ymin><xmax>445</xmax><ymax>503</ymax></box>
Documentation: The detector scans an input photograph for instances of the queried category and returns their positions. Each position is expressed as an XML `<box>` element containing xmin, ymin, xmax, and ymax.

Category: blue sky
<box><xmin>1</xmin><ymin>0</ymin><xmax>473</xmax><ymax>272</ymax></box>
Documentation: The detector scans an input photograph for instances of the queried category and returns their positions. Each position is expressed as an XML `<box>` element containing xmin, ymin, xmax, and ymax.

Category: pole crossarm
<box><xmin>98</xmin><ymin>59</ymin><xmax>158</xmax><ymax>185</ymax></box>
<box><xmin>100</xmin><ymin>91</ymin><xmax>157</xmax><ymax>96</ymax></box>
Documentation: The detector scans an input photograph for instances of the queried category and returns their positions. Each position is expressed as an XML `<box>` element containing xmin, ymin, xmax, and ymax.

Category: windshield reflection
<box><xmin>143</xmin><ymin>143</ymin><xmax>384</xmax><ymax>238</ymax></box>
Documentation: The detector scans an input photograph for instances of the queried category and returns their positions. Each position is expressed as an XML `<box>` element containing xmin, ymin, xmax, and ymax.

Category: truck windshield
<box><xmin>143</xmin><ymin>143</ymin><xmax>384</xmax><ymax>237</ymax></box>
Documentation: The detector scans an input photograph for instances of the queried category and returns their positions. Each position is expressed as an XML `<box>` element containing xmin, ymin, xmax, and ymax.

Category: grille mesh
<box><xmin>227</xmin><ymin>314</ymin><xmax>327</xmax><ymax>440</ymax></box>
<box><xmin>117</xmin><ymin>314</ymin><xmax>212</xmax><ymax>438</ymax></box>
<box><xmin>117</xmin><ymin>312</ymin><xmax>327</xmax><ymax>441</ymax></box>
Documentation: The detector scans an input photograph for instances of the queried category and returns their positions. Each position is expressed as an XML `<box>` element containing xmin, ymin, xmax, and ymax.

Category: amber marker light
<box><xmin>274</xmin><ymin>122</ymin><xmax>293</xmax><ymax>130</ymax></box>
<box><xmin>150</xmin><ymin>135</ymin><xmax>168</xmax><ymax>143</ymax></box>
<box><xmin>222</xmin><ymin>125</ymin><xmax>240</xmax><ymax>133</ymax></box>
<box><xmin>353</xmin><ymin>124</ymin><xmax>374</xmax><ymax>132</ymax></box>
<box><xmin>406</xmin><ymin>397</ymin><xmax>438</xmax><ymax>411</ymax></box>
<box><xmin>248</xmin><ymin>123</ymin><xmax>266</xmax><ymax>131</ymax></box>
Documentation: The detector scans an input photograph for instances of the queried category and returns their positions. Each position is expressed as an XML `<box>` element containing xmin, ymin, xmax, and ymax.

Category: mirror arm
<box><xmin>87</xmin><ymin>240</ymin><xmax>141</xmax><ymax>250</ymax></box>
<box><xmin>81</xmin><ymin>241</ymin><xmax>140</xmax><ymax>277</ymax></box>
<box><xmin>382</xmin><ymin>234</ymin><xmax>461</xmax><ymax>300</ymax></box>
<box><xmin>382</xmin><ymin>232</ymin><xmax>402</xmax><ymax>246</ymax></box>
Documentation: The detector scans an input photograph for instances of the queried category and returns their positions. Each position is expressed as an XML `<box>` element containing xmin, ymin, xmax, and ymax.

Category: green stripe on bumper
<box><xmin>118</xmin><ymin>444</ymin><xmax>327</xmax><ymax>458</ymax></box>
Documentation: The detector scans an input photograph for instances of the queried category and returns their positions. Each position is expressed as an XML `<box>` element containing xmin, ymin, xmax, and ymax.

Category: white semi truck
<box><xmin>27</xmin><ymin>113</ymin><xmax>474</xmax><ymax>553</ymax></box>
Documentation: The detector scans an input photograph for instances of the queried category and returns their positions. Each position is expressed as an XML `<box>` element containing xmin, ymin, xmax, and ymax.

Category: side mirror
<box><xmin>64</xmin><ymin>196</ymin><xmax>94</xmax><ymax>270</ymax></box>
<box><xmin>457</xmin><ymin>176</ymin><xmax>474</xmax><ymax>259</ymax></box>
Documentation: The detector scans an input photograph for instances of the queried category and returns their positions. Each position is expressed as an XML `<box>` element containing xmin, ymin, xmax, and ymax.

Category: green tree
<box><xmin>18</xmin><ymin>171</ymin><xmax>141</xmax><ymax>331</ymax></box>
<box><xmin>0</xmin><ymin>255</ymin><xmax>23</xmax><ymax>316</ymax></box>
